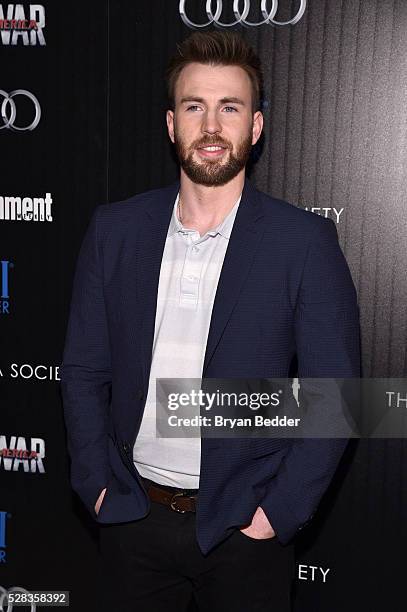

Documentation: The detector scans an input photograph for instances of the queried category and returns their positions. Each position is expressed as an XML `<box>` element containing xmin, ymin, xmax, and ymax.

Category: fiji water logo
<box><xmin>0</xmin><ymin>260</ymin><xmax>12</xmax><ymax>314</ymax></box>
<box><xmin>0</xmin><ymin>511</ymin><xmax>10</xmax><ymax>563</ymax></box>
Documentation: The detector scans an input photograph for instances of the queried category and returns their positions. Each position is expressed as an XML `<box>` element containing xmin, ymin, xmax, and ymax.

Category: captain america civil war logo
<box><xmin>0</xmin><ymin>4</ymin><xmax>46</xmax><ymax>45</ymax></box>
<box><xmin>0</xmin><ymin>435</ymin><xmax>45</xmax><ymax>473</ymax></box>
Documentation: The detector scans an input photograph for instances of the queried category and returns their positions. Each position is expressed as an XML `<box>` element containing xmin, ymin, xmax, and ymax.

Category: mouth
<box><xmin>196</xmin><ymin>144</ymin><xmax>228</xmax><ymax>158</ymax></box>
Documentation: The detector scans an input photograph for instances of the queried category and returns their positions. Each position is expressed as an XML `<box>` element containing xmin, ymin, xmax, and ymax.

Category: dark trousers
<box><xmin>99</xmin><ymin>479</ymin><xmax>295</xmax><ymax>612</ymax></box>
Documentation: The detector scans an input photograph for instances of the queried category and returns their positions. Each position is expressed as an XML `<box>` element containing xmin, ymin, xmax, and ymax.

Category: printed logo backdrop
<box><xmin>1</xmin><ymin>1</ymin><xmax>406</xmax><ymax>610</ymax></box>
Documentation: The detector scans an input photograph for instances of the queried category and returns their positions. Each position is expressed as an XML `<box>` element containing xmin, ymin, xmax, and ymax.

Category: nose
<box><xmin>201</xmin><ymin>109</ymin><xmax>222</xmax><ymax>135</ymax></box>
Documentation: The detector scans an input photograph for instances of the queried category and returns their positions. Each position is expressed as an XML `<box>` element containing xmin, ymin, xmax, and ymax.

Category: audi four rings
<box><xmin>0</xmin><ymin>90</ymin><xmax>41</xmax><ymax>132</ymax></box>
<box><xmin>0</xmin><ymin>586</ymin><xmax>36</xmax><ymax>612</ymax></box>
<box><xmin>179</xmin><ymin>0</ymin><xmax>307</xmax><ymax>28</ymax></box>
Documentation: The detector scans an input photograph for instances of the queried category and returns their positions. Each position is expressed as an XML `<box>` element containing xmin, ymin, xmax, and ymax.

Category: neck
<box><xmin>178</xmin><ymin>168</ymin><xmax>245</xmax><ymax>229</ymax></box>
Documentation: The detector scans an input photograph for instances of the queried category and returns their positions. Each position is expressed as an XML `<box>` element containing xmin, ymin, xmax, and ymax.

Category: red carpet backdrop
<box><xmin>1</xmin><ymin>1</ymin><xmax>406</xmax><ymax>610</ymax></box>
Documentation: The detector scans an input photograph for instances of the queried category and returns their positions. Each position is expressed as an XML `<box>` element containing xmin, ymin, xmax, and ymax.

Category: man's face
<box><xmin>166</xmin><ymin>63</ymin><xmax>263</xmax><ymax>187</ymax></box>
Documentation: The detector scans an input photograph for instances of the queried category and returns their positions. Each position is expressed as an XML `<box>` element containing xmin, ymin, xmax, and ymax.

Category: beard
<box><xmin>173</xmin><ymin>123</ymin><xmax>253</xmax><ymax>187</ymax></box>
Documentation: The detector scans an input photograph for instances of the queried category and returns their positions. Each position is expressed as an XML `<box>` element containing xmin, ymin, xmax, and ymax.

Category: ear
<box><xmin>251</xmin><ymin>111</ymin><xmax>264</xmax><ymax>145</ymax></box>
<box><xmin>166</xmin><ymin>109</ymin><xmax>175</xmax><ymax>143</ymax></box>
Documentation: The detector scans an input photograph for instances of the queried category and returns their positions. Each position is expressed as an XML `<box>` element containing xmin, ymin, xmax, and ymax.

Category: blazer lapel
<box><xmin>136</xmin><ymin>180</ymin><xmax>180</xmax><ymax>390</ymax></box>
<box><xmin>202</xmin><ymin>178</ymin><xmax>265</xmax><ymax>375</ymax></box>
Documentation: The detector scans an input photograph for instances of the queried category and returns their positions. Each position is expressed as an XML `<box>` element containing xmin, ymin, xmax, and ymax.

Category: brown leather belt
<box><xmin>142</xmin><ymin>478</ymin><xmax>198</xmax><ymax>513</ymax></box>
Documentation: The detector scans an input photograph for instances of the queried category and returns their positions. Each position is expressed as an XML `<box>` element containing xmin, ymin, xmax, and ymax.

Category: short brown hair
<box><xmin>166</xmin><ymin>30</ymin><xmax>263</xmax><ymax>113</ymax></box>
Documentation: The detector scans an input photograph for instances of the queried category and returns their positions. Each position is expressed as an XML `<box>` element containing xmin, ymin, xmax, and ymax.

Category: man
<box><xmin>60</xmin><ymin>31</ymin><xmax>360</xmax><ymax>612</ymax></box>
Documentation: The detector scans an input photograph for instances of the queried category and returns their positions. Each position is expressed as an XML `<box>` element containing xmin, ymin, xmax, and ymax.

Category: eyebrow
<box><xmin>179</xmin><ymin>96</ymin><xmax>246</xmax><ymax>106</ymax></box>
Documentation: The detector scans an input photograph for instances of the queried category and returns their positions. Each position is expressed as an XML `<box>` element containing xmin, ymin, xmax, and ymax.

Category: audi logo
<box><xmin>0</xmin><ymin>586</ymin><xmax>36</xmax><ymax>612</ymax></box>
<box><xmin>179</xmin><ymin>0</ymin><xmax>307</xmax><ymax>28</ymax></box>
<box><xmin>0</xmin><ymin>90</ymin><xmax>41</xmax><ymax>132</ymax></box>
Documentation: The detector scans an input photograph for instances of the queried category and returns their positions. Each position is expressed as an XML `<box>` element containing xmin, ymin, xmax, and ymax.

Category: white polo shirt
<box><xmin>132</xmin><ymin>191</ymin><xmax>241</xmax><ymax>488</ymax></box>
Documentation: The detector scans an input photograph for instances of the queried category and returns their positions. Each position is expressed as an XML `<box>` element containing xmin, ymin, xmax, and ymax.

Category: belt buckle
<box><xmin>170</xmin><ymin>491</ymin><xmax>187</xmax><ymax>513</ymax></box>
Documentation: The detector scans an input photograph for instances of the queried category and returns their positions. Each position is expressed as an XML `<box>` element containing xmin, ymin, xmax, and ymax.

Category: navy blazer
<box><xmin>60</xmin><ymin>177</ymin><xmax>361</xmax><ymax>555</ymax></box>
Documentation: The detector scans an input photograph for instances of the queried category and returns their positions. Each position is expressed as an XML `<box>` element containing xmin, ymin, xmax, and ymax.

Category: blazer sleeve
<box><xmin>59</xmin><ymin>205</ymin><xmax>113</xmax><ymax>517</ymax></box>
<box><xmin>259</xmin><ymin>217</ymin><xmax>361</xmax><ymax>544</ymax></box>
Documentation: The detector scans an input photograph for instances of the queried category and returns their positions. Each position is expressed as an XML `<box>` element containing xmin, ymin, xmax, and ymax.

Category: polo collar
<box><xmin>167</xmin><ymin>191</ymin><xmax>242</xmax><ymax>239</ymax></box>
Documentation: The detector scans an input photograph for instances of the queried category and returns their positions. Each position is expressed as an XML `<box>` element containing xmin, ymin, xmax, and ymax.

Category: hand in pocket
<box><xmin>239</xmin><ymin>506</ymin><xmax>276</xmax><ymax>539</ymax></box>
<box><xmin>95</xmin><ymin>487</ymin><xmax>107</xmax><ymax>516</ymax></box>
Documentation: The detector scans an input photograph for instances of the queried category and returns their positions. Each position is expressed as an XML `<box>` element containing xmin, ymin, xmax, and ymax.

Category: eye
<box><xmin>223</xmin><ymin>106</ymin><xmax>238</xmax><ymax>112</ymax></box>
<box><xmin>186</xmin><ymin>105</ymin><xmax>202</xmax><ymax>112</ymax></box>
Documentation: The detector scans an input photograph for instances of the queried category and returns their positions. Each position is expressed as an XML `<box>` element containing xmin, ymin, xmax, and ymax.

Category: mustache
<box><xmin>192</xmin><ymin>139</ymin><xmax>231</xmax><ymax>149</ymax></box>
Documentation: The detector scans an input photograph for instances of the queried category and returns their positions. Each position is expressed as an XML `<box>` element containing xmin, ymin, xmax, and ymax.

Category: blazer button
<box><xmin>123</xmin><ymin>442</ymin><xmax>130</xmax><ymax>453</ymax></box>
<box><xmin>138</xmin><ymin>389</ymin><xmax>144</xmax><ymax>401</ymax></box>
